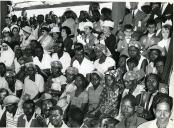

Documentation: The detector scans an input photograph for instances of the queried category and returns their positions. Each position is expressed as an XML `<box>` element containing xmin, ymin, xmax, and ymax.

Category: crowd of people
<box><xmin>0</xmin><ymin>2</ymin><xmax>173</xmax><ymax>128</ymax></box>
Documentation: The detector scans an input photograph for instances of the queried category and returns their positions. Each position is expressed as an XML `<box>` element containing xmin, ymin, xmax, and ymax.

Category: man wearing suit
<box><xmin>123</xmin><ymin>2</ymin><xmax>147</xmax><ymax>36</ymax></box>
<box><xmin>17</xmin><ymin>100</ymin><xmax>41</xmax><ymax>127</ymax></box>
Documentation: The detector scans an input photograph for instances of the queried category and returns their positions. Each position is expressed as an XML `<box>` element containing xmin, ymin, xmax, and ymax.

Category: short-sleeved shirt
<box><xmin>70</xmin><ymin>90</ymin><xmax>88</xmax><ymax>109</ymax></box>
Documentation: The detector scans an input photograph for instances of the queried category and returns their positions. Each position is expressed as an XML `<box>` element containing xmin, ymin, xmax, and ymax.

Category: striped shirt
<box><xmin>6</xmin><ymin>108</ymin><xmax>23</xmax><ymax>128</ymax></box>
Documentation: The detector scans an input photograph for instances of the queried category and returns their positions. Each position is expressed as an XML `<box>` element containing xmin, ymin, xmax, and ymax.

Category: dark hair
<box><xmin>127</xmin><ymin>57</ymin><xmax>139</xmax><ymax>66</ymax></box>
<box><xmin>0</xmin><ymin>63</ymin><xmax>6</xmax><ymax>77</ymax></box>
<box><xmin>153</xmin><ymin>93</ymin><xmax>173</xmax><ymax>111</ymax></box>
<box><xmin>63</xmin><ymin>10</ymin><xmax>77</xmax><ymax>20</ymax></box>
<box><xmin>122</xmin><ymin>94</ymin><xmax>137</xmax><ymax>107</ymax></box>
<box><xmin>119</xmin><ymin>54</ymin><xmax>129</xmax><ymax>59</ymax></box>
<box><xmin>23</xmin><ymin>100</ymin><xmax>35</xmax><ymax>108</ymax></box>
<box><xmin>124</xmin><ymin>24</ymin><xmax>133</xmax><ymax>31</ymax></box>
<box><xmin>75</xmin><ymin>73</ymin><xmax>88</xmax><ymax>90</ymax></box>
<box><xmin>146</xmin><ymin>19</ymin><xmax>156</xmax><ymax>27</ymax></box>
<box><xmin>162</xmin><ymin>24</ymin><xmax>172</xmax><ymax>38</ymax></box>
<box><xmin>12</xmin><ymin>15</ymin><xmax>17</xmax><ymax>22</ymax></box>
<box><xmin>79</xmin><ymin>11</ymin><xmax>90</xmax><ymax>22</ymax></box>
<box><xmin>35</xmin><ymin>45</ymin><xmax>44</xmax><ymax>52</ymax></box>
<box><xmin>74</xmin><ymin>43</ymin><xmax>84</xmax><ymax>51</ymax></box>
<box><xmin>92</xmin><ymin>9</ymin><xmax>100</xmax><ymax>22</ymax></box>
<box><xmin>42</xmin><ymin>26</ymin><xmax>50</xmax><ymax>32</ymax></box>
<box><xmin>61</xmin><ymin>26</ymin><xmax>71</xmax><ymax>36</ymax></box>
<box><xmin>50</xmin><ymin>105</ymin><xmax>63</xmax><ymax>116</ymax></box>
<box><xmin>145</xmin><ymin>73</ymin><xmax>159</xmax><ymax>88</ymax></box>
<box><xmin>154</xmin><ymin>56</ymin><xmax>166</xmax><ymax>67</ymax></box>
<box><xmin>101</xmin><ymin>7</ymin><xmax>112</xmax><ymax>20</ymax></box>
<box><xmin>149</xmin><ymin>49</ymin><xmax>161</xmax><ymax>56</ymax></box>
<box><xmin>68</xmin><ymin>107</ymin><xmax>84</xmax><ymax>125</ymax></box>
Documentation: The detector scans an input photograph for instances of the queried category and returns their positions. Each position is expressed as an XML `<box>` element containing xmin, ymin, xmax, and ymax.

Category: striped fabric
<box><xmin>6</xmin><ymin>108</ymin><xmax>23</xmax><ymax>128</ymax></box>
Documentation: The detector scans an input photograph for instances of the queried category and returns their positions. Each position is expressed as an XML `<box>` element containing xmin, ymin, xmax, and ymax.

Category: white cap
<box><xmin>162</xmin><ymin>19</ymin><xmax>172</xmax><ymax>26</ymax></box>
<box><xmin>84</xmin><ymin>21</ymin><xmax>93</xmax><ymax>28</ymax></box>
<box><xmin>3</xmin><ymin>95</ymin><xmax>20</xmax><ymax>107</ymax></box>
<box><xmin>10</xmin><ymin>25</ymin><xmax>19</xmax><ymax>31</ymax></box>
<box><xmin>103</xmin><ymin>20</ymin><xmax>115</xmax><ymax>28</ymax></box>
<box><xmin>51</xmin><ymin>26</ymin><xmax>60</xmax><ymax>33</ymax></box>
<box><xmin>22</xmin><ymin>26</ymin><xmax>32</xmax><ymax>34</ymax></box>
<box><xmin>2</xmin><ymin>27</ymin><xmax>10</xmax><ymax>33</ymax></box>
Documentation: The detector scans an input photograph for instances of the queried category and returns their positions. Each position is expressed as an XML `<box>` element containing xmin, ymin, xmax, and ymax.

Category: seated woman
<box><xmin>45</xmin><ymin>61</ymin><xmax>66</xmax><ymax>98</ymax></box>
<box><xmin>94</xmin><ymin>43</ymin><xmax>115</xmax><ymax>74</ymax></box>
<box><xmin>69</xmin><ymin>73</ymin><xmax>88</xmax><ymax>113</ymax></box>
<box><xmin>115</xmin><ymin>94</ymin><xmax>146</xmax><ymax>128</ymax></box>
<box><xmin>10</xmin><ymin>25</ymin><xmax>21</xmax><ymax>49</ymax></box>
<box><xmin>138</xmin><ymin>93</ymin><xmax>174</xmax><ymax>128</ymax></box>
<box><xmin>38</xmin><ymin>26</ymin><xmax>54</xmax><ymax>53</ymax></box>
<box><xmin>146</xmin><ymin>45</ymin><xmax>163</xmax><ymax>74</ymax></box>
<box><xmin>23</xmin><ymin>63</ymin><xmax>44</xmax><ymax>100</ymax></box>
<box><xmin>91</xmin><ymin>71</ymin><xmax>121</xmax><ymax>118</ymax></box>
<box><xmin>87</xmin><ymin>71</ymin><xmax>104</xmax><ymax>114</ymax></box>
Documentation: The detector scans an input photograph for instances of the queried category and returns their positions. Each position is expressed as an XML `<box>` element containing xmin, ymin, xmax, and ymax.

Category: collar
<box><xmin>132</xmin><ymin>8</ymin><xmax>139</xmax><ymax>15</ymax></box>
<box><xmin>23</xmin><ymin>113</ymin><xmax>36</xmax><ymax>122</ymax></box>
<box><xmin>148</xmin><ymin>33</ymin><xmax>155</xmax><ymax>38</ymax></box>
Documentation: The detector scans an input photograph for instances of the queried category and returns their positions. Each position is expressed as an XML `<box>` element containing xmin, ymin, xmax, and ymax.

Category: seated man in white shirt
<box><xmin>72</xmin><ymin>43</ymin><xmax>95</xmax><ymax>77</ymax></box>
<box><xmin>51</xmin><ymin>42</ymin><xmax>71</xmax><ymax>73</ymax></box>
<box><xmin>48</xmin><ymin>106</ymin><xmax>68</xmax><ymax>128</ymax></box>
<box><xmin>33</xmin><ymin>45</ymin><xmax>52</xmax><ymax>74</ymax></box>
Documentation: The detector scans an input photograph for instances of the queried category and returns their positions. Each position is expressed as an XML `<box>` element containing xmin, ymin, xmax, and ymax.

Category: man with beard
<box><xmin>115</xmin><ymin>94</ymin><xmax>146</xmax><ymax>128</ymax></box>
<box><xmin>17</xmin><ymin>100</ymin><xmax>40</xmax><ymax>127</ymax></box>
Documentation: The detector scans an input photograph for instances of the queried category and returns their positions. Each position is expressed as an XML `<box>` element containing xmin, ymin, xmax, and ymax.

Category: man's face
<box><xmin>65</xmin><ymin>72</ymin><xmax>75</xmax><ymax>83</ymax></box>
<box><xmin>6</xmin><ymin>104</ymin><xmax>17</xmax><ymax>113</ymax></box>
<box><xmin>42</xmin><ymin>100</ymin><xmax>53</xmax><ymax>118</ymax></box>
<box><xmin>155</xmin><ymin>61</ymin><xmax>164</xmax><ymax>75</ymax></box>
<box><xmin>128</xmin><ymin>46</ymin><xmax>139</xmax><ymax>58</ymax></box>
<box><xmin>162</xmin><ymin>28</ymin><xmax>170</xmax><ymax>39</ymax></box>
<box><xmin>84</xmin><ymin>26</ymin><xmax>92</xmax><ymax>35</ymax></box>
<box><xmin>54</xmin><ymin>43</ymin><xmax>63</xmax><ymax>54</ymax></box>
<box><xmin>147</xmin><ymin>24</ymin><xmax>156</xmax><ymax>34</ymax></box>
<box><xmin>124</xmin><ymin>80</ymin><xmax>134</xmax><ymax>89</ymax></box>
<box><xmin>146</xmin><ymin>75</ymin><xmax>158</xmax><ymax>92</ymax></box>
<box><xmin>149</xmin><ymin>50</ymin><xmax>160</xmax><ymax>62</ymax></box>
<box><xmin>130</xmin><ymin>2</ymin><xmax>138</xmax><ymax>10</ymax></box>
<box><xmin>75</xmin><ymin>50</ymin><xmax>84</xmax><ymax>61</ymax></box>
<box><xmin>124</xmin><ymin>29</ymin><xmax>133</xmax><ymax>38</ymax></box>
<box><xmin>35</xmin><ymin>48</ymin><xmax>43</xmax><ymax>58</ymax></box>
<box><xmin>23</xmin><ymin>103</ymin><xmax>35</xmax><ymax>117</ymax></box>
<box><xmin>26</xmin><ymin>67</ymin><xmax>35</xmax><ymax>76</ymax></box>
<box><xmin>5</xmin><ymin>18</ymin><xmax>11</xmax><ymax>26</ymax></box>
<box><xmin>51</xmin><ymin>66</ymin><xmax>61</xmax><ymax>76</ymax></box>
<box><xmin>103</xmin><ymin>26</ymin><xmax>110</xmax><ymax>34</ymax></box>
<box><xmin>155</xmin><ymin>102</ymin><xmax>171</xmax><ymax>124</ymax></box>
<box><xmin>91</xmin><ymin>73</ymin><xmax>100</xmax><ymax>88</ymax></box>
<box><xmin>121</xmin><ymin>99</ymin><xmax>135</xmax><ymax>118</ymax></box>
<box><xmin>49</xmin><ymin>110</ymin><xmax>63</xmax><ymax>127</ymax></box>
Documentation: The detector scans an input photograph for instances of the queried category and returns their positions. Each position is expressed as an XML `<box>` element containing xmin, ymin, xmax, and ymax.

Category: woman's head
<box><xmin>74</xmin><ymin>73</ymin><xmax>88</xmax><ymax>90</ymax></box>
<box><xmin>65</xmin><ymin>67</ymin><xmax>79</xmax><ymax>83</ymax></box>
<box><xmin>148</xmin><ymin>48</ymin><xmax>162</xmax><ymax>62</ymax></box>
<box><xmin>128</xmin><ymin>41</ymin><xmax>141</xmax><ymax>58</ymax></box>
<box><xmin>105</xmin><ymin>74</ymin><xmax>115</xmax><ymax>87</ymax></box>
<box><xmin>91</xmin><ymin>72</ymin><xmax>102</xmax><ymax>88</ymax></box>
<box><xmin>61</xmin><ymin>26</ymin><xmax>71</xmax><ymax>37</ymax></box>
<box><xmin>162</xmin><ymin>24</ymin><xmax>172</xmax><ymax>39</ymax></box>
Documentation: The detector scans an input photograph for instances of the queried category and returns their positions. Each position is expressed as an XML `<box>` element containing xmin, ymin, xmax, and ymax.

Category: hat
<box><xmin>10</xmin><ymin>25</ymin><xmax>19</xmax><ymax>31</ymax></box>
<box><xmin>94</xmin><ymin>44</ymin><xmax>111</xmax><ymax>56</ymax></box>
<box><xmin>5</xmin><ymin>71</ymin><xmax>16</xmax><ymax>77</ymax></box>
<box><xmin>84</xmin><ymin>22</ymin><xmax>93</xmax><ymax>28</ymax></box>
<box><xmin>42</xmin><ymin>26</ymin><xmax>50</xmax><ymax>32</ymax></box>
<box><xmin>51</xmin><ymin>26</ymin><xmax>60</xmax><ymax>33</ymax></box>
<box><xmin>51</xmin><ymin>61</ymin><xmax>62</xmax><ymax>69</ymax></box>
<box><xmin>66</xmin><ymin>66</ymin><xmax>79</xmax><ymax>75</ymax></box>
<box><xmin>92</xmin><ymin>70</ymin><xmax>104</xmax><ymax>79</ymax></box>
<box><xmin>147</xmin><ymin>45</ymin><xmax>163</xmax><ymax>53</ymax></box>
<box><xmin>36</xmin><ymin>93</ymin><xmax>57</xmax><ymax>107</ymax></box>
<box><xmin>3</xmin><ymin>95</ymin><xmax>20</xmax><ymax>107</ymax></box>
<box><xmin>123</xmin><ymin>71</ymin><xmax>138</xmax><ymax>81</ymax></box>
<box><xmin>22</xmin><ymin>26</ymin><xmax>32</xmax><ymax>34</ymax></box>
<box><xmin>128</xmin><ymin>41</ymin><xmax>141</xmax><ymax>49</ymax></box>
<box><xmin>103</xmin><ymin>20</ymin><xmax>114</xmax><ymax>28</ymax></box>
<box><xmin>162</xmin><ymin>19</ymin><xmax>172</xmax><ymax>26</ymax></box>
<box><xmin>2</xmin><ymin>27</ymin><xmax>10</xmax><ymax>33</ymax></box>
<box><xmin>105</xmin><ymin>69</ymin><xmax>119</xmax><ymax>78</ymax></box>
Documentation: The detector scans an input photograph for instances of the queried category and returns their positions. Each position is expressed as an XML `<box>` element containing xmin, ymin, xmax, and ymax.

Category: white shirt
<box><xmin>23</xmin><ymin>74</ymin><xmax>44</xmax><ymax>99</ymax></box>
<box><xmin>23</xmin><ymin>113</ymin><xmax>36</xmax><ymax>128</ymax></box>
<box><xmin>138</xmin><ymin>119</ymin><xmax>174</xmax><ymax>128</ymax></box>
<box><xmin>0</xmin><ymin>104</ymin><xmax>5</xmax><ymax>120</ymax></box>
<box><xmin>0</xmin><ymin>44</ymin><xmax>15</xmax><ymax>67</ymax></box>
<box><xmin>51</xmin><ymin>52</ymin><xmax>71</xmax><ymax>73</ymax></box>
<box><xmin>33</xmin><ymin>53</ymin><xmax>52</xmax><ymax>70</ymax></box>
<box><xmin>51</xmin><ymin>75</ymin><xmax>67</xmax><ymax>91</ymax></box>
<box><xmin>48</xmin><ymin>121</ymin><xmax>69</xmax><ymax>128</ymax></box>
<box><xmin>0</xmin><ymin>77</ymin><xmax>10</xmax><ymax>92</ymax></box>
<box><xmin>158</xmin><ymin>38</ymin><xmax>170</xmax><ymax>53</ymax></box>
<box><xmin>94</xmin><ymin>57</ymin><xmax>115</xmax><ymax>74</ymax></box>
<box><xmin>72</xmin><ymin>57</ymin><xmax>95</xmax><ymax>76</ymax></box>
<box><xmin>38</xmin><ymin>35</ymin><xmax>54</xmax><ymax>52</ymax></box>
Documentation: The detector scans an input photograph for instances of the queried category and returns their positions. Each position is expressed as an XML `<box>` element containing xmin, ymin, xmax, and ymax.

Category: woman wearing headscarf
<box><xmin>94</xmin><ymin>43</ymin><xmax>115</xmax><ymax>74</ymax></box>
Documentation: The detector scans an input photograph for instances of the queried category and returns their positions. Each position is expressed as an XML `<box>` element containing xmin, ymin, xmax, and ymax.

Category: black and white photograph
<box><xmin>0</xmin><ymin>0</ymin><xmax>173</xmax><ymax>128</ymax></box>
